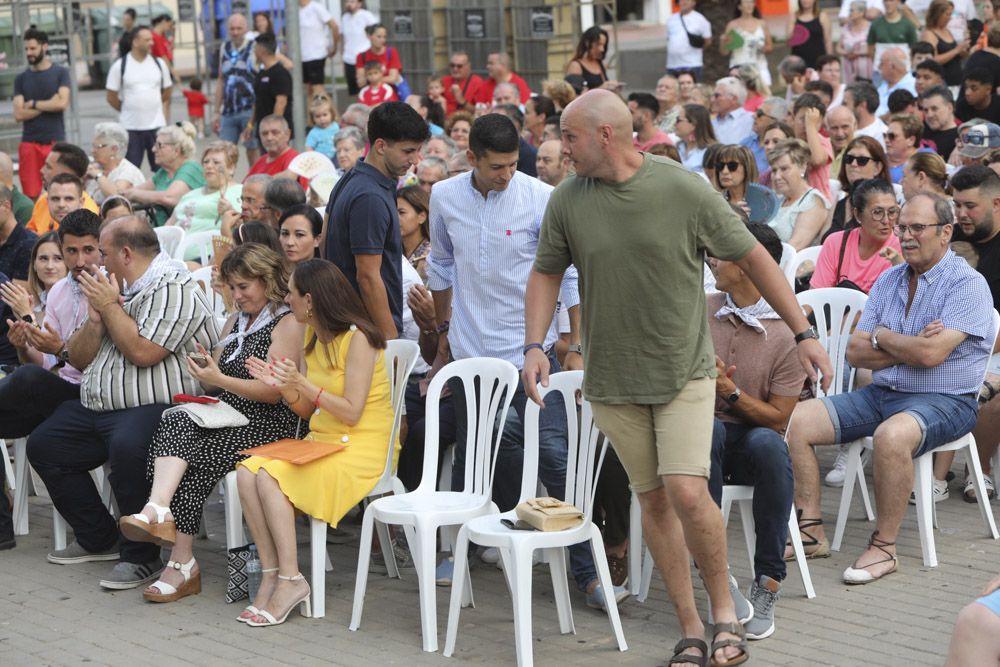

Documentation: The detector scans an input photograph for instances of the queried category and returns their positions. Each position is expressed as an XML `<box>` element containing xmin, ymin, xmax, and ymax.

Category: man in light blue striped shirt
<box><xmin>787</xmin><ymin>193</ymin><xmax>995</xmax><ymax>586</ymax></box>
<box><xmin>428</xmin><ymin>114</ymin><xmax>623</xmax><ymax>606</ymax></box>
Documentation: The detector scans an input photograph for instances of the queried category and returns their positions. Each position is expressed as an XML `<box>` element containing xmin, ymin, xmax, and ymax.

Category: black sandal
<box><xmin>709</xmin><ymin>622</ymin><xmax>749</xmax><ymax>667</ymax></box>
<box><xmin>669</xmin><ymin>637</ymin><xmax>709</xmax><ymax>666</ymax></box>
<box><xmin>784</xmin><ymin>509</ymin><xmax>831</xmax><ymax>561</ymax></box>
<box><xmin>843</xmin><ymin>530</ymin><xmax>898</xmax><ymax>584</ymax></box>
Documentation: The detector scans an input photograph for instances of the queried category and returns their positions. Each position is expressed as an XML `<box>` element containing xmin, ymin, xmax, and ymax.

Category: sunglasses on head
<box><xmin>845</xmin><ymin>154</ymin><xmax>874</xmax><ymax>166</ymax></box>
<box><xmin>718</xmin><ymin>161</ymin><xmax>741</xmax><ymax>173</ymax></box>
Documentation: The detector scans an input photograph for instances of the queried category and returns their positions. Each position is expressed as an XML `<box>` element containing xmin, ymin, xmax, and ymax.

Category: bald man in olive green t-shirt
<box><xmin>523</xmin><ymin>89</ymin><xmax>832</xmax><ymax>666</ymax></box>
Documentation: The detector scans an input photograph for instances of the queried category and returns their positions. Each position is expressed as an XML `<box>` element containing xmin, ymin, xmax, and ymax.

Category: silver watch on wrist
<box><xmin>871</xmin><ymin>326</ymin><xmax>882</xmax><ymax>350</ymax></box>
<box><xmin>567</xmin><ymin>344</ymin><xmax>583</xmax><ymax>354</ymax></box>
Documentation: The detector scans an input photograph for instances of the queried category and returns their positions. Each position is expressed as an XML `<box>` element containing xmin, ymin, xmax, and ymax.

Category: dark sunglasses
<box><xmin>844</xmin><ymin>154</ymin><xmax>874</xmax><ymax>167</ymax></box>
<box><xmin>884</xmin><ymin>132</ymin><xmax>899</xmax><ymax>141</ymax></box>
<box><xmin>754</xmin><ymin>109</ymin><xmax>773</xmax><ymax>119</ymax></box>
<box><xmin>718</xmin><ymin>161</ymin><xmax>741</xmax><ymax>173</ymax></box>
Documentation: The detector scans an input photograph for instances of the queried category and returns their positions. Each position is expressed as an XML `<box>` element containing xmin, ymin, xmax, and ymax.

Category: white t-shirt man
<box><xmin>856</xmin><ymin>116</ymin><xmax>889</xmax><ymax>149</ymax></box>
<box><xmin>299</xmin><ymin>1</ymin><xmax>335</xmax><ymax>62</ymax></box>
<box><xmin>105</xmin><ymin>53</ymin><xmax>171</xmax><ymax>130</ymax></box>
<box><xmin>666</xmin><ymin>10</ymin><xmax>712</xmax><ymax>70</ymax></box>
<box><xmin>341</xmin><ymin>7</ymin><xmax>378</xmax><ymax>64</ymax></box>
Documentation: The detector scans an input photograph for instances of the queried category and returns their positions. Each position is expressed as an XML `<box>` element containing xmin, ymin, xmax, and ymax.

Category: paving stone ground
<box><xmin>2</xmin><ymin>448</ymin><xmax>998</xmax><ymax>666</ymax></box>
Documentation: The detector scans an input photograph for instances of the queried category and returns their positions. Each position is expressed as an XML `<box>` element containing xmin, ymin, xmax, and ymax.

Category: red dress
<box><xmin>183</xmin><ymin>90</ymin><xmax>209</xmax><ymax>118</ymax></box>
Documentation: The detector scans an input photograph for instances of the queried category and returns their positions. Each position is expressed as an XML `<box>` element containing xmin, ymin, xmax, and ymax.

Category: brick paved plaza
<box><xmin>2</xmin><ymin>447</ymin><xmax>997</xmax><ymax>666</ymax></box>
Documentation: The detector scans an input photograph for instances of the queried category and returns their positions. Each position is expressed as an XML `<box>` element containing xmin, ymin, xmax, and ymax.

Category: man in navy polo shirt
<box><xmin>0</xmin><ymin>185</ymin><xmax>39</xmax><ymax>368</ymax></box>
<box><xmin>323</xmin><ymin>101</ymin><xmax>429</xmax><ymax>339</ymax></box>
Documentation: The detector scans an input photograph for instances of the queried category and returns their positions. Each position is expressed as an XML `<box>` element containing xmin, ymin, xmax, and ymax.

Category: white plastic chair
<box><xmin>2</xmin><ymin>438</ymin><xmax>30</xmax><ymax>535</ymax></box>
<box><xmin>635</xmin><ymin>488</ymin><xmax>817</xmax><ymax>602</ymax></box>
<box><xmin>779</xmin><ymin>243</ymin><xmax>797</xmax><ymax>288</ymax></box>
<box><xmin>173</xmin><ymin>230</ymin><xmax>216</xmax><ymax>266</ymax></box>
<box><xmin>787</xmin><ymin>245</ymin><xmax>822</xmax><ymax>284</ymax></box>
<box><xmin>154</xmin><ymin>226</ymin><xmax>185</xmax><ymax>257</ymax></box>
<box><xmin>350</xmin><ymin>357</ymin><xmax>518</xmax><ymax>652</ymax></box>
<box><xmin>189</xmin><ymin>265</ymin><xmax>228</xmax><ymax>326</ymax></box>
<box><xmin>52</xmin><ymin>463</ymin><xmax>115</xmax><ymax>550</ymax></box>
<box><xmin>833</xmin><ymin>310</ymin><xmax>1000</xmax><ymax>566</ymax></box>
<box><xmin>308</xmin><ymin>339</ymin><xmax>419</xmax><ymax>618</ymax></box>
<box><xmin>796</xmin><ymin>288</ymin><xmax>875</xmax><ymax>526</ymax></box>
<box><xmin>442</xmin><ymin>372</ymin><xmax>628</xmax><ymax>665</ymax></box>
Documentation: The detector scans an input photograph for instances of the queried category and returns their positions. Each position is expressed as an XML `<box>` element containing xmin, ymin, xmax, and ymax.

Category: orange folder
<box><xmin>239</xmin><ymin>438</ymin><xmax>345</xmax><ymax>465</ymax></box>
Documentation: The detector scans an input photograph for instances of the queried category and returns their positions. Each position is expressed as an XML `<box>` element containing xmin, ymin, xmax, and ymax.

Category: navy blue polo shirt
<box><xmin>323</xmin><ymin>160</ymin><xmax>403</xmax><ymax>334</ymax></box>
<box><xmin>0</xmin><ymin>223</ymin><xmax>39</xmax><ymax>365</ymax></box>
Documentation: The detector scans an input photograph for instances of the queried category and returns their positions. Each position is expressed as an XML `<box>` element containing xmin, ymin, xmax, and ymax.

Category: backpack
<box><xmin>118</xmin><ymin>53</ymin><xmax>166</xmax><ymax>103</ymax></box>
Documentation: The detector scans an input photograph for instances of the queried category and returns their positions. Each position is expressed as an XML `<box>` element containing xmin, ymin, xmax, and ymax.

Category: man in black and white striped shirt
<box><xmin>27</xmin><ymin>215</ymin><xmax>218</xmax><ymax>590</ymax></box>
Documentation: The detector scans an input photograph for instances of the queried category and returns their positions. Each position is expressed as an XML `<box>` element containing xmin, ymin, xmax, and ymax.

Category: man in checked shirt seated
<box><xmin>785</xmin><ymin>192</ymin><xmax>995</xmax><ymax>585</ymax></box>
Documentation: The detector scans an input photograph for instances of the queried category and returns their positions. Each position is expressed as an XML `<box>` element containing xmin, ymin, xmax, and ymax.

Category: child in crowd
<box><xmin>359</xmin><ymin>60</ymin><xmax>397</xmax><ymax>107</ymax></box>
<box><xmin>910</xmin><ymin>41</ymin><xmax>935</xmax><ymax>68</ymax></box>
<box><xmin>182</xmin><ymin>77</ymin><xmax>210</xmax><ymax>137</ymax></box>
<box><xmin>426</xmin><ymin>75</ymin><xmax>447</xmax><ymax>119</ymax></box>
<box><xmin>305</xmin><ymin>96</ymin><xmax>341</xmax><ymax>160</ymax></box>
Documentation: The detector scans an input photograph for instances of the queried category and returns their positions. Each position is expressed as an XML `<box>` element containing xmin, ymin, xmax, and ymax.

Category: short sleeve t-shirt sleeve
<box><xmin>347</xmin><ymin>193</ymin><xmax>392</xmax><ymax>254</ymax></box>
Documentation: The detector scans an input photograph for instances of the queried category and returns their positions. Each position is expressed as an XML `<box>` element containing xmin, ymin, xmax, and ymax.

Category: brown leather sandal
<box><xmin>606</xmin><ymin>553</ymin><xmax>628</xmax><ymax>587</ymax></box>
<box><xmin>709</xmin><ymin>621</ymin><xmax>748</xmax><ymax>667</ymax></box>
<box><xmin>669</xmin><ymin>637</ymin><xmax>709</xmax><ymax>666</ymax></box>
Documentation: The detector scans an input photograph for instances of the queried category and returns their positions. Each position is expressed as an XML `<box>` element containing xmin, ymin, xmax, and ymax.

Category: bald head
<box><xmin>0</xmin><ymin>151</ymin><xmax>13</xmax><ymax>188</ymax></box>
<box><xmin>101</xmin><ymin>214</ymin><xmax>160</xmax><ymax>258</ymax></box>
<box><xmin>561</xmin><ymin>90</ymin><xmax>637</xmax><ymax>179</ymax></box>
<box><xmin>563</xmin><ymin>89</ymin><xmax>633</xmax><ymax>145</ymax></box>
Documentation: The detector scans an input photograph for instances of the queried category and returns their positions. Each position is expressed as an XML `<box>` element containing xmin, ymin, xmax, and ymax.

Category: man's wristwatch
<box><xmin>567</xmin><ymin>344</ymin><xmax>583</xmax><ymax>355</ymax></box>
<box><xmin>794</xmin><ymin>327</ymin><xmax>819</xmax><ymax>344</ymax></box>
<box><xmin>725</xmin><ymin>387</ymin><xmax>742</xmax><ymax>403</ymax></box>
<box><xmin>58</xmin><ymin>346</ymin><xmax>70</xmax><ymax>363</ymax></box>
<box><xmin>871</xmin><ymin>326</ymin><xmax>882</xmax><ymax>350</ymax></box>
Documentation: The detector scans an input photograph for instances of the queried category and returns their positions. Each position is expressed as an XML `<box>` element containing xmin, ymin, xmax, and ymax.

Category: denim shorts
<box><xmin>820</xmin><ymin>383</ymin><xmax>979</xmax><ymax>457</ymax></box>
<box><xmin>219</xmin><ymin>109</ymin><xmax>260</xmax><ymax>149</ymax></box>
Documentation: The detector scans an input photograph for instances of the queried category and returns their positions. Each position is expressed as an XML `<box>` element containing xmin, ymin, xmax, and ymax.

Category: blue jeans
<box><xmin>708</xmin><ymin>419</ymin><xmax>793</xmax><ymax>583</ymax></box>
<box><xmin>821</xmin><ymin>384</ymin><xmax>980</xmax><ymax>457</ymax></box>
<box><xmin>449</xmin><ymin>352</ymin><xmax>598</xmax><ymax>591</ymax></box>
<box><xmin>219</xmin><ymin>109</ymin><xmax>260</xmax><ymax>149</ymax></box>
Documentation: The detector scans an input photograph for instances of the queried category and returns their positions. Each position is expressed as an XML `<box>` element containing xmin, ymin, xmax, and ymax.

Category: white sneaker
<box><xmin>480</xmin><ymin>547</ymin><xmax>501</xmax><ymax>564</ymax></box>
<box><xmin>825</xmin><ymin>446</ymin><xmax>850</xmax><ymax>487</ymax></box>
<box><xmin>909</xmin><ymin>478</ymin><xmax>949</xmax><ymax>504</ymax></box>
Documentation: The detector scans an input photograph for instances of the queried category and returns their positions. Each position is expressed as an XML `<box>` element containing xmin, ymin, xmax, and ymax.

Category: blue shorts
<box><xmin>219</xmin><ymin>109</ymin><xmax>260</xmax><ymax>150</ymax></box>
<box><xmin>977</xmin><ymin>589</ymin><xmax>1000</xmax><ymax>618</ymax></box>
<box><xmin>820</xmin><ymin>384</ymin><xmax>978</xmax><ymax>457</ymax></box>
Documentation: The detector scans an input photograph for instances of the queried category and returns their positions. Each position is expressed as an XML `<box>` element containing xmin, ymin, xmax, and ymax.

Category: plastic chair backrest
<box><xmin>796</xmin><ymin>287</ymin><xmax>868</xmax><ymax>397</ymax></box>
<box><xmin>417</xmin><ymin>358</ymin><xmax>518</xmax><ymax>495</ymax></box>
<box><xmin>378</xmin><ymin>340</ymin><xmax>420</xmax><ymax>486</ymax></box>
<box><xmin>155</xmin><ymin>226</ymin><xmax>185</xmax><ymax>257</ymax></box>
<box><xmin>189</xmin><ymin>266</ymin><xmax>227</xmax><ymax>323</ymax></box>
<box><xmin>779</xmin><ymin>243</ymin><xmax>797</xmax><ymax>287</ymax></box>
<box><xmin>979</xmin><ymin>310</ymin><xmax>1000</xmax><ymax>387</ymax></box>
<box><xmin>788</xmin><ymin>245</ymin><xmax>822</xmax><ymax>284</ymax></box>
<box><xmin>174</xmin><ymin>230</ymin><xmax>216</xmax><ymax>266</ymax></box>
<box><xmin>522</xmin><ymin>371</ymin><xmax>607</xmax><ymax>521</ymax></box>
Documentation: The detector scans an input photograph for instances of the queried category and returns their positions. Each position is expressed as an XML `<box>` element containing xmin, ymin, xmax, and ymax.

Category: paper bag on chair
<box><xmin>514</xmin><ymin>497</ymin><xmax>584</xmax><ymax>532</ymax></box>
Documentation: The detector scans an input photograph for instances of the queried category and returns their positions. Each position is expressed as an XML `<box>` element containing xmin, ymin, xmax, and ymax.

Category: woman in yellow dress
<box><xmin>239</xmin><ymin>259</ymin><xmax>392</xmax><ymax>627</ymax></box>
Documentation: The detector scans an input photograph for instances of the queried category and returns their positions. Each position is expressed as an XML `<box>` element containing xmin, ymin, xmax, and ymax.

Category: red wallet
<box><xmin>172</xmin><ymin>394</ymin><xmax>220</xmax><ymax>405</ymax></box>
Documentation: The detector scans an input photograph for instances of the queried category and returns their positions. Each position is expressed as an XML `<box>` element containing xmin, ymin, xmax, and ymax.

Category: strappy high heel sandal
<box><xmin>246</xmin><ymin>573</ymin><xmax>311</xmax><ymax>627</ymax></box>
<box><xmin>143</xmin><ymin>558</ymin><xmax>200</xmax><ymax>602</ymax></box>
<box><xmin>843</xmin><ymin>531</ymin><xmax>897</xmax><ymax>584</ymax></box>
<box><xmin>783</xmin><ymin>509</ymin><xmax>830</xmax><ymax>561</ymax></box>
<box><xmin>119</xmin><ymin>502</ymin><xmax>176</xmax><ymax>546</ymax></box>
<box><xmin>237</xmin><ymin>568</ymin><xmax>278</xmax><ymax>623</ymax></box>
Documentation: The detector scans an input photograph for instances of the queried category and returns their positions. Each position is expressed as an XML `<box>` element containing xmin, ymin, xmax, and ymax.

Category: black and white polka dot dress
<box><xmin>147</xmin><ymin>312</ymin><xmax>303</xmax><ymax>535</ymax></box>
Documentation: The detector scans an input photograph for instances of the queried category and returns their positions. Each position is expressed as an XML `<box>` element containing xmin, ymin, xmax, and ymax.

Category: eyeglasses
<box><xmin>893</xmin><ymin>222</ymin><xmax>947</xmax><ymax>236</ymax></box>
<box><xmin>869</xmin><ymin>206</ymin><xmax>901</xmax><ymax>221</ymax></box>
<box><xmin>884</xmin><ymin>132</ymin><xmax>900</xmax><ymax>141</ymax></box>
<box><xmin>718</xmin><ymin>161</ymin><xmax>741</xmax><ymax>173</ymax></box>
<box><xmin>154</xmin><ymin>141</ymin><xmax>176</xmax><ymax>149</ymax></box>
<box><xmin>754</xmin><ymin>109</ymin><xmax>773</xmax><ymax>119</ymax></box>
<box><xmin>92</xmin><ymin>143</ymin><xmax>109</xmax><ymax>150</ymax></box>
<box><xmin>844</xmin><ymin>154</ymin><xmax>874</xmax><ymax>166</ymax></box>
<box><xmin>449</xmin><ymin>62</ymin><xmax>465</xmax><ymax>68</ymax></box>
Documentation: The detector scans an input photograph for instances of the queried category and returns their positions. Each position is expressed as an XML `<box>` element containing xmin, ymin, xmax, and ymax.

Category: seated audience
<box><xmin>711</xmin><ymin>77</ymin><xmax>754</xmax><ymax>145</ymax></box>
<box><xmin>828</xmin><ymin>136</ymin><xmax>894</xmax><ymax>241</ymax></box>
<box><xmin>0</xmin><ymin>152</ymin><xmax>33</xmax><ymax>226</ymax></box>
<box><xmin>734</xmin><ymin>63</ymin><xmax>772</xmax><ymax>113</ymax></box>
<box><xmin>43</xmin><ymin>174</ymin><xmax>86</xmax><ymax>231</ymax></box>
<box><xmin>278</xmin><ymin>204</ymin><xmax>323</xmax><ymax>264</ymax></box>
<box><xmin>86</xmin><ymin>122</ymin><xmax>146</xmax><ymax>205</ymax></box>
<box><xmin>359</xmin><ymin>60</ymin><xmax>398</xmax><ymax>107</ymax></box>
<box><xmin>245</xmin><ymin>115</ymin><xmax>305</xmax><ymax>186</ymax></box>
<box><xmin>744</xmin><ymin>98</ymin><xmax>789</xmax><ymax>173</ymax></box>
<box><xmin>305</xmin><ymin>96</ymin><xmax>341</xmax><ymax>160</ymax></box>
<box><xmin>264</xmin><ymin>178</ymin><xmax>307</xmax><ymax>227</ymax></box>
<box><xmin>221</xmin><ymin>174</ymin><xmax>273</xmax><ymax>236</ymax></box>
<box><xmin>119</xmin><ymin>243</ymin><xmax>302</xmax><ymax>603</ymax></box>
<box><xmin>99</xmin><ymin>195</ymin><xmax>133</xmax><ymax>222</ymax></box>
<box><xmin>792</xmin><ymin>93</ymin><xmax>834</xmax><ymax>201</ymax></box>
<box><xmin>914</xmin><ymin>59</ymin><xmax>946</xmax><ymax>95</ymax></box>
<box><xmin>239</xmin><ymin>260</ymin><xmax>393</xmax><ymax>626</ymax></box>
<box><xmin>920</xmin><ymin>85</ymin><xmax>959</xmax><ymax>160</ymax></box>
<box><xmin>27</xmin><ymin>143</ymin><xmax>100</xmax><ymax>233</ymax></box>
<box><xmin>900</xmin><ymin>151</ymin><xmax>950</xmax><ymax>200</ymax></box>
<box><xmin>887</xmin><ymin>89</ymin><xmax>918</xmax><ymax>115</ymax></box>
<box><xmin>816</xmin><ymin>54</ymin><xmax>845</xmax><ymax>107</ymax></box>
<box><xmin>758</xmin><ymin>121</ymin><xmax>795</xmax><ymax>186</ymax></box>
<box><xmin>714</xmin><ymin>144</ymin><xmax>759</xmax><ymax>208</ymax></box>
<box><xmin>234</xmin><ymin>221</ymin><xmax>283</xmax><ymax>254</ymax></box>
<box><xmin>767</xmin><ymin>138</ymin><xmax>832</xmax><ymax>248</ymax></box>
<box><xmin>884</xmin><ymin>113</ymin><xmax>923</xmax><ymax>183</ymax></box>
<box><xmin>676</xmin><ymin>103</ymin><xmax>718</xmax><ymax>173</ymax></box>
<box><xmin>125</xmin><ymin>122</ymin><xmax>205</xmax><ymax>226</ymax></box>
<box><xmin>167</xmin><ymin>143</ymin><xmax>242</xmax><ymax>258</ymax></box>
<box><xmin>786</xmin><ymin>192</ymin><xmax>993</xmax><ymax>584</ymax></box>
<box><xmin>957</xmin><ymin>67</ymin><xmax>1000</xmax><ymax>124</ymax></box>
<box><xmin>447</xmin><ymin>112</ymin><xmax>473</xmax><ymax>152</ymax></box>
<box><xmin>707</xmin><ymin>223</ymin><xmax>804</xmax><ymax>640</ymax></box>
<box><xmin>875</xmin><ymin>49</ymin><xmax>917</xmax><ymax>117</ymax></box>
<box><xmin>396</xmin><ymin>185</ymin><xmax>430</xmax><ymax>282</ymax></box>
<box><xmin>1</xmin><ymin>231</ymin><xmax>66</xmax><ymax>370</ymax></box>
<box><xmin>491</xmin><ymin>82</ymin><xmax>522</xmax><ymax>109</ymax></box>
<box><xmin>629</xmin><ymin>93</ymin><xmax>673</xmax><ymax>152</ymax></box>
<box><xmin>335</xmin><ymin>127</ymin><xmax>367</xmax><ymax>173</ymax></box>
<box><xmin>543</xmin><ymin>79</ymin><xmax>577</xmax><ymax>111</ymax></box>
<box><xmin>827</xmin><ymin>104</ymin><xmax>857</xmax><ymax>177</ymax></box>
<box><xmin>845</xmin><ymin>81</ymin><xmax>887</xmax><ymax>148</ymax></box>
<box><xmin>523</xmin><ymin>95</ymin><xmax>556</xmax><ymax>147</ymax></box>
<box><xmin>475</xmin><ymin>52</ymin><xmax>531</xmax><ymax>106</ymax></box>
<box><xmin>415</xmin><ymin>156</ymin><xmax>448</xmax><ymax>193</ymax></box>
<box><xmin>27</xmin><ymin>215</ymin><xmax>219</xmax><ymax>590</ymax></box>
<box><xmin>804</xmin><ymin>79</ymin><xmax>834</xmax><ymax>108</ymax></box>
<box><xmin>778</xmin><ymin>54</ymin><xmax>814</xmax><ymax>101</ymax></box>
<box><xmin>542</xmin><ymin>114</ymin><xmax>562</xmax><ymax>143</ymax></box>
<box><xmin>811</xmin><ymin>178</ymin><xmax>903</xmax><ymax>292</ymax></box>
<box><xmin>492</xmin><ymin>104</ymin><xmax>538</xmax><ymax>176</ymax></box>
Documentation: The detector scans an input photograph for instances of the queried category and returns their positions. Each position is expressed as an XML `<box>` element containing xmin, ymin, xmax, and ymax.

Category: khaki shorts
<box><xmin>591</xmin><ymin>377</ymin><xmax>715</xmax><ymax>493</ymax></box>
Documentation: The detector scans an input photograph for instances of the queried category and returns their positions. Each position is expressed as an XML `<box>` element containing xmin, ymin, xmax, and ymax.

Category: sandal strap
<box><xmin>146</xmin><ymin>578</ymin><xmax>178</xmax><ymax>596</ymax></box>
<box><xmin>166</xmin><ymin>557</ymin><xmax>197</xmax><ymax>582</ymax></box>
<box><xmin>712</xmin><ymin>621</ymin><xmax>746</xmax><ymax>639</ymax></box>
<box><xmin>278</xmin><ymin>572</ymin><xmax>305</xmax><ymax>581</ymax></box>
<box><xmin>261</xmin><ymin>567</ymin><xmax>279</xmax><ymax>573</ymax></box>
<box><xmin>851</xmin><ymin>531</ymin><xmax>897</xmax><ymax>570</ymax></box>
<box><xmin>145</xmin><ymin>502</ymin><xmax>172</xmax><ymax>523</ymax></box>
<box><xmin>670</xmin><ymin>637</ymin><xmax>708</xmax><ymax>666</ymax></box>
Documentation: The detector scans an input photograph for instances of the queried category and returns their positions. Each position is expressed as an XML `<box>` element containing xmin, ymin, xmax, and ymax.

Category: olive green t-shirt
<box><xmin>534</xmin><ymin>154</ymin><xmax>757</xmax><ymax>404</ymax></box>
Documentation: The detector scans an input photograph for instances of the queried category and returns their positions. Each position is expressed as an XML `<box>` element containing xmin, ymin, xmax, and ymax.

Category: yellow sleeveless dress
<box><xmin>239</xmin><ymin>326</ymin><xmax>394</xmax><ymax>526</ymax></box>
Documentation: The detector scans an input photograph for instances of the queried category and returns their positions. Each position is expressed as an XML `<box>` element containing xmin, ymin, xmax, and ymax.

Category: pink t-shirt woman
<box><xmin>810</xmin><ymin>226</ymin><xmax>901</xmax><ymax>293</ymax></box>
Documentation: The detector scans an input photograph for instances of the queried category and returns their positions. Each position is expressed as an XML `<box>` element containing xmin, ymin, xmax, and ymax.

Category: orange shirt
<box><xmin>27</xmin><ymin>191</ymin><xmax>100</xmax><ymax>233</ymax></box>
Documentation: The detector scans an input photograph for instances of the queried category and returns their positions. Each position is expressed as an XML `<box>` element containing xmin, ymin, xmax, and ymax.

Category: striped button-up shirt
<box><xmin>427</xmin><ymin>171</ymin><xmax>579</xmax><ymax>368</ymax></box>
<box><xmin>80</xmin><ymin>270</ymin><xmax>219</xmax><ymax>412</ymax></box>
<box><xmin>857</xmin><ymin>249</ymin><xmax>994</xmax><ymax>396</ymax></box>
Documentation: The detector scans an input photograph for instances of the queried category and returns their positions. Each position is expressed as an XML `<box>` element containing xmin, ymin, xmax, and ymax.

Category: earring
<box><xmin>307</xmin><ymin>307</ymin><xmax>313</xmax><ymax>318</ymax></box>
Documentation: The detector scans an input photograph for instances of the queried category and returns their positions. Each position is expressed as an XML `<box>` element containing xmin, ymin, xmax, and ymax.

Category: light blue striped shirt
<box><xmin>857</xmin><ymin>249</ymin><xmax>994</xmax><ymax>395</ymax></box>
<box><xmin>427</xmin><ymin>171</ymin><xmax>579</xmax><ymax>367</ymax></box>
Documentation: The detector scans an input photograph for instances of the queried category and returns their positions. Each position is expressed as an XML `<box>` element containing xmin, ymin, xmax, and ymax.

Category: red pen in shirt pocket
<box><xmin>173</xmin><ymin>394</ymin><xmax>220</xmax><ymax>405</ymax></box>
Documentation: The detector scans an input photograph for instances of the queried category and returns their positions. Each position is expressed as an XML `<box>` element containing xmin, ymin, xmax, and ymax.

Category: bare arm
<box><xmin>127</xmin><ymin>179</ymin><xmax>193</xmax><ymax>210</ymax></box>
<box><xmin>355</xmin><ymin>253</ymin><xmax>398</xmax><ymax>339</ymax></box>
<box><xmin>719</xmin><ymin>21</ymin><xmax>735</xmax><ymax>55</ymax></box>
<box><xmin>13</xmin><ymin>95</ymin><xmax>42</xmax><ymax>121</ymax></box>
<box><xmin>522</xmin><ymin>270</ymin><xmax>565</xmax><ymax>402</ymax></box>
<box><xmin>106</xmin><ymin>90</ymin><xmax>122</xmax><ymax>111</ymax></box>
<box><xmin>821</xmin><ymin>12</ymin><xmax>833</xmax><ymax>56</ymax></box>
<box><xmin>867</xmin><ymin>322</ymin><xmax>968</xmax><ymax>368</ymax></box>
<box><xmin>328</xmin><ymin>20</ymin><xmax>341</xmax><ymax>55</ymax></box>
<box><xmin>273</xmin><ymin>95</ymin><xmax>288</xmax><ymax>119</ymax></box>
<box><xmin>846</xmin><ymin>329</ymin><xmax>901</xmax><ymax>370</ymax></box>
<box><xmin>716</xmin><ymin>358</ymin><xmax>799</xmax><ymax>433</ymax></box>
<box><xmin>67</xmin><ymin>317</ymin><xmax>106</xmax><ymax>371</ymax></box>
<box><xmin>762</xmin><ymin>21</ymin><xmax>774</xmax><ymax>53</ymax></box>
<box><xmin>101</xmin><ymin>304</ymin><xmax>171</xmax><ymax>367</ymax></box>
<box><xmin>35</xmin><ymin>86</ymin><xmax>70</xmax><ymax>113</ymax></box>
<box><xmin>208</xmin><ymin>315</ymin><xmax>304</xmax><ymax>402</ymax></box>
<box><xmin>430</xmin><ymin>286</ymin><xmax>453</xmax><ymax>371</ymax></box>
<box><xmin>787</xmin><ymin>202</ymin><xmax>828</xmax><ymax>250</ymax></box>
